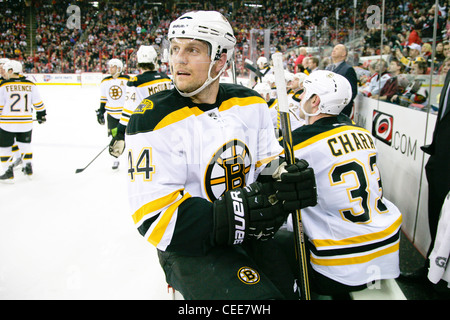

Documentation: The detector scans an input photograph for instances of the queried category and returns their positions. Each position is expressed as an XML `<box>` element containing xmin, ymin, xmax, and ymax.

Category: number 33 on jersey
<box><xmin>291</xmin><ymin>124</ymin><xmax>402</xmax><ymax>286</ymax></box>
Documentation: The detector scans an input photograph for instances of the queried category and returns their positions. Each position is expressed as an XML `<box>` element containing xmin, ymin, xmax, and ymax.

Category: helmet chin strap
<box><xmin>175</xmin><ymin>60</ymin><xmax>228</xmax><ymax>98</ymax></box>
<box><xmin>300</xmin><ymin>100</ymin><xmax>320</xmax><ymax>125</ymax></box>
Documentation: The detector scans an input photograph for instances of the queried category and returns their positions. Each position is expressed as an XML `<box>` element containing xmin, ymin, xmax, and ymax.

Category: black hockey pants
<box><xmin>157</xmin><ymin>232</ymin><xmax>299</xmax><ymax>300</ymax></box>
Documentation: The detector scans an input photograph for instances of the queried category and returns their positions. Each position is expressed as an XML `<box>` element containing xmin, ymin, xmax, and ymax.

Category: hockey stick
<box><xmin>75</xmin><ymin>144</ymin><xmax>108</xmax><ymax>174</ymax></box>
<box><xmin>244</xmin><ymin>59</ymin><xmax>264</xmax><ymax>79</ymax></box>
<box><xmin>271</xmin><ymin>52</ymin><xmax>311</xmax><ymax>300</ymax></box>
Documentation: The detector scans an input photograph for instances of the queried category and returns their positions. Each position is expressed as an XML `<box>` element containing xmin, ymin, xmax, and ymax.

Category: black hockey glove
<box><xmin>96</xmin><ymin>108</ymin><xmax>105</xmax><ymax>125</ymax></box>
<box><xmin>36</xmin><ymin>110</ymin><xmax>46</xmax><ymax>124</ymax></box>
<box><xmin>213</xmin><ymin>181</ymin><xmax>287</xmax><ymax>246</ymax></box>
<box><xmin>273</xmin><ymin>159</ymin><xmax>317</xmax><ymax>212</ymax></box>
<box><xmin>109</xmin><ymin>125</ymin><xmax>125</xmax><ymax>158</ymax></box>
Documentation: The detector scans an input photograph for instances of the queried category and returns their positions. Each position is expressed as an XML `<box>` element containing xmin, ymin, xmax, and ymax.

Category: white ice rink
<box><xmin>0</xmin><ymin>85</ymin><xmax>173</xmax><ymax>300</ymax></box>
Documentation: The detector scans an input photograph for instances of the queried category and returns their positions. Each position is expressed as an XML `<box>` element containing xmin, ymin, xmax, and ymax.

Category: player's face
<box><xmin>169</xmin><ymin>38</ymin><xmax>211</xmax><ymax>94</ymax></box>
<box><xmin>3</xmin><ymin>69</ymin><xmax>11</xmax><ymax>80</ymax></box>
<box><xmin>109</xmin><ymin>65</ymin><xmax>117</xmax><ymax>75</ymax></box>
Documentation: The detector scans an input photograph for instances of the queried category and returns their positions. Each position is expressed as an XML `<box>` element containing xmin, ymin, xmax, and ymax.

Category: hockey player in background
<box><xmin>108</xmin><ymin>45</ymin><xmax>172</xmax><ymax>158</ymax></box>
<box><xmin>124</xmin><ymin>11</ymin><xmax>317</xmax><ymax>300</ymax></box>
<box><xmin>96</xmin><ymin>58</ymin><xmax>130</xmax><ymax>170</ymax></box>
<box><xmin>0</xmin><ymin>58</ymin><xmax>22</xmax><ymax>170</ymax></box>
<box><xmin>285</xmin><ymin>70</ymin><xmax>402</xmax><ymax>296</ymax></box>
<box><xmin>0</xmin><ymin>60</ymin><xmax>46</xmax><ymax>182</ymax></box>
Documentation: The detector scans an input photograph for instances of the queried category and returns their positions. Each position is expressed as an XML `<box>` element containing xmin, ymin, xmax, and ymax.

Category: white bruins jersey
<box><xmin>289</xmin><ymin>116</ymin><xmax>402</xmax><ymax>286</ymax></box>
<box><xmin>119</xmin><ymin>70</ymin><xmax>173</xmax><ymax>127</ymax></box>
<box><xmin>99</xmin><ymin>75</ymin><xmax>130</xmax><ymax>119</ymax></box>
<box><xmin>126</xmin><ymin>84</ymin><xmax>282</xmax><ymax>255</ymax></box>
<box><xmin>0</xmin><ymin>78</ymin><xmax>45</xmax><ymax>132</ymax></box>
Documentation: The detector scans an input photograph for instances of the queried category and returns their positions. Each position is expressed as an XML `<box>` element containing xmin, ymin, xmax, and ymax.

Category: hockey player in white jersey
<box><xmin>285</xmin><ymin>70</ymin><xmax>402</xmax><ymax>296</ymax></box>
<box><xmin>0</xmin><ymin>58</ymin><xmax>22</xmax><ymax>169</ymax></box>
<box><xmin>253</xmin><ymin>81</ymin><xmax>279</xmax><ymax>137</ymax></box>
<box><xmin>96</xmin><ymin>58</ymin><xmax>130</xmax><ymax>170</ymax></box>
<box><xmin>287</xmin><ymin>72</ymin><xmax>307</xmax><ymax>132</ymax></box>
<box><xmin>108</xmin><ymin>45</ymin><xmax>172</xmax><ymax>158</ymax></box>
<box><xmin>125</xmin><ymin>11</ymin><xmax>317</xmax><ymax>300</ymax></box>
<box><xmin>257</xmin><ymin>56</ymin><xmax>273</xmax><ymax>82</ymax></box>
<box><xmin>0</xmin><ymin>60</ymin><xmax>46</xmax><ymax>182</ymax></box>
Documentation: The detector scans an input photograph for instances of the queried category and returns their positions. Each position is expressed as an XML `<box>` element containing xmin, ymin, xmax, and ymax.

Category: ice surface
<box><xmin>0</xmin><ymin>85</ymin><xmax>172</xmax><ymax>300</ymax></box>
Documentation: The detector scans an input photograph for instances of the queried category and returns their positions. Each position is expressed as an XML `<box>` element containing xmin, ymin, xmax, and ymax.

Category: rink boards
<box><xmin>354</xmin><ymin>95</ymin><xmax>436</xmax><ymax>257</ymax></box>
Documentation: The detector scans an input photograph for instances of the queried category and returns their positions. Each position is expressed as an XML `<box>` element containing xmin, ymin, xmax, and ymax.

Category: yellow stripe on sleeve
<box><xmin>132</xmin><ymin>189</ymin><xmax>185</xmax><ymax>225</ymax></box>
<box><xmin>147</xmin><ymin>192</ymin><xmax>192</xmax><ymax>246</ymax></box>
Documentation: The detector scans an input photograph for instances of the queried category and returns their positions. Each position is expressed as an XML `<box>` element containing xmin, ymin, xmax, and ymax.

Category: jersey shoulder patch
<box><xmin>127</xmin><ymin>89</ymin><xmax>189</xmax><ymax>135</ymax></box>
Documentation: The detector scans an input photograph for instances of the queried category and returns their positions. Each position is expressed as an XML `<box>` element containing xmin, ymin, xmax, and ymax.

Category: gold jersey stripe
<box><xmin>147</xmin><ymin>192</ymin><xmax>192</xmax><ymax>246</ymax></box>
<box><xmin>311</xmin><ymin>215</ymin><xmax>402</xmax><ymax>248</ymax></box>
<box><xmin>310</xmin><ymin>241</ymin><xmax>399</xmax><ymax>266</ymax></box>
<box><xmin>132</xmin><ymin>189</ymin><xmax>185</xmax><ymax>224</ymax></box>
<box><xmin>293</xmin><ymin>126</ymin><xmax>371</xmax><ymax>151</ymax></box>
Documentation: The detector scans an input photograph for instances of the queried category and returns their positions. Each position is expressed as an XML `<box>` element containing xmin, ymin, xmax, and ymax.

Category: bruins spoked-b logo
<box><xmin>109</xmin><ymin>85</ymin><xmax>123</xmax><ymax>100</ymax></box>
<box><xmin>204</xmin><ymin>140</ymin><xmax>252</xmax><ymax>202</ymax></box>
<box><xmin>237</xmin><ymin>267</ymin><xmax>260</xmax><ymax>285</ymax></box>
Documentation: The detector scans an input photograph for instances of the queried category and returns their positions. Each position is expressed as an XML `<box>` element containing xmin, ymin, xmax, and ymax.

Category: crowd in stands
<box><xmin>1</xmin><ymin>0</ymin><xmax>449</xmax><ymax>110</ymax></box>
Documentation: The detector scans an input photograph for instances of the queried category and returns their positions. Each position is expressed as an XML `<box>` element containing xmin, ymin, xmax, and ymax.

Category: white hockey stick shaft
<box><xmin>272</xmin><ymin>52</ymin><xmax>311</xmax><ymax>300</ymax></box>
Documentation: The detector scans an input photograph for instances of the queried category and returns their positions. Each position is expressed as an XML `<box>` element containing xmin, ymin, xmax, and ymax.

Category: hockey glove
<box><xmin>36</xmin><ymin>110</ymin><xmax>46</xmax><ymax>124</ymax></box>
<box><xmin>96</xmin><ymin>108</ymin><xmax>105</xmax><ymax>125</ymax></box>
<box><xmin>109</xmin><ymin>125</ymin><xmax>125</xmax><ymax>158</ymax></box>
<box><xmin>213</xmin><ymin>181</ymin><xmax>287</xmax><ymax>246</ymax></box>
<box><xmin>273</xmin><ymin>159</ymin><xmax>317</xmax><ymax>212</ymax></box>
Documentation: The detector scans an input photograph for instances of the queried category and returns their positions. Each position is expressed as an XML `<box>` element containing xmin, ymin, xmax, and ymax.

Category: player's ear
<box><xmin>213</xmin><ymin>52</ymin><xmax>228</xmax><ymax>73</ymax></box>
<box><xmin>311</xmin><ymin>95</ymin><xmax>321</xmax><ymax>110</ymax></box>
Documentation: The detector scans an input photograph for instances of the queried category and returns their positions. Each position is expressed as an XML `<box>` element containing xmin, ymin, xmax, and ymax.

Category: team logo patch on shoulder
<box><xmin>204</xmin><ymin>139</ymin><xmax>252</xmax><ymax>202</ymax></box>
<box><xmin>237</xmin><ymin>267</ymin><xmax>260</xmax><ymax>285</ymax></box>
<box><xmin>134</xmin><ymin>99</ymin><xmax>154</xmax><ymax>114</ymax></box>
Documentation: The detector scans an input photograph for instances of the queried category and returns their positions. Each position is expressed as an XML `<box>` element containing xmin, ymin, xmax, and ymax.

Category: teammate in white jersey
<box><xmin>284</xmin><ymin>70</ymin><xmax>402</xmax><ymax>296</ymax></box>
<box><xmin>0</xmin><ymin>58</ymin><xmax>22</xmax><ymax>169</ymax></box>
<box><xmin>125</xmin><ymin>11</ymin><xmax>317</xmax><ymax>300</ymax></box>
<box><xmin>0</xmin><ymin>60</ymin><xmax>46</xmax><ymax>182</ymax></box>
<box><xmin>109</xmin><ymin>45</ymin><xmax>172</xmax><ymax>158</ymax></box>
<box><xmin>96</xmin><ymin>58</ymin><xmax>130</xmax><ymax>169</ymax></box>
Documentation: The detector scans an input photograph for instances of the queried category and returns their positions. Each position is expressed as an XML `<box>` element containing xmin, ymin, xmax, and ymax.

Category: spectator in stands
<box><xmin>371</xmin><ymin>59</ymin><xmax>405</xmax><ymax>102</ymax></box>
<box><xmin>443</xmin><ymin>42</ymin><xmax>450</xmax><ymax>58</ymax></box>
<box><xmin>326</xmin><ymin>44</ymin><xmax>358</xmax><ymax>116</ymax></box>
<box><xmin>294</xmin><ymin>47</ymin><xmax>307</xmax><ymax>73</ymax></box>
<box><xmin>361</xmin><ymin>59</ymin><xmax>391</xmax><ymax>98</ymax></box>
<box><xmin>396</xmin><ymin>43</ymin><xmax>423</xmax><ymax>71</ymax></box>
<box><xmin>308</xmin><ymin>56</ymin><xmax>319</xmax><ymax>73</ymax></box>
<box><xmin>410</xmin><ymin>60</ymin><xmax>429</xmax><ymax>75</ymax></box>
<box><xmin>439</xmin><ymin>57</ymin><xmax>450</xmax><ymax>83</ymax></box>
